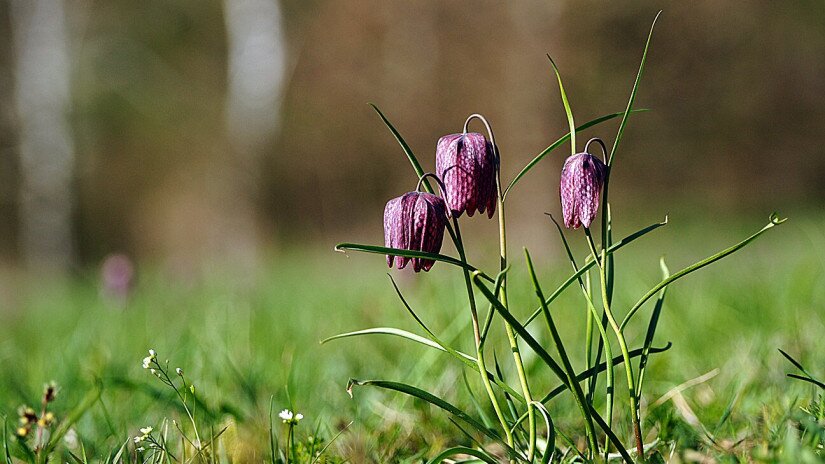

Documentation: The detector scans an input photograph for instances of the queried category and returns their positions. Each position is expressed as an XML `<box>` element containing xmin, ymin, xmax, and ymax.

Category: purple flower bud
<box><xmin>383</xmin><ymin>189</ymin><xmax>448</xmax><ymax>272</ymax></box>
<box><xmin>560</xmin><ymin>152</ymin><xmax>607</xmax><ymax>229</ymax></box>
<box><xmin>436</xmin><ymin>132</ymin><xmax>497</xmax><ymax>218</ymax></box>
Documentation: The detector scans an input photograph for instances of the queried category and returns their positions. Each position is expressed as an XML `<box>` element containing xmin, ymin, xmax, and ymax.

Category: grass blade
<box><xmin>547</xmin><ymin>55</ymin><xmax>577</xmax><ymax>156</ymax></box>
<box><xmin>637</xmin><ymin>257</ymin><xmax>670</xmax><ymax>397</ymax></box>
<box><xmin>608</xmin><ymin>10</ymin><xmax>662</xmax><ymax>166</ymax></box>
<box><xmin>321</xmin><ymin>327</ymin><xmax>465</xmax><ymax>357</ymax></box>
<box><xmin>524</xmin><ymin>215</ymin><xmax>669</xmax><ymax>327</ymax></box>
<box><xmin>620</xmin><ymin>214</ymin><xmax>786</xmax><ymax>330</ymax></box>
<box><xmin>428</xmin><ymin>446</ymin><xmax>498</xmax><ymax>464</ymax></box>
<box><xmin>368</xmin><ymin>103</ymin><xmax>432</xmax><ymax>193</ymax></box>
<box><xmin>503</xmin><ymin>110</ymin><xmax>646</xmax><ymax>199</ymax></box>
<box><xmin>787</xmin><ymin>374</ymin><xmax>825</xmax><ymax>390</ymax></box>
<box><xmin>335</xmin><ymin>243</ymin><xmax>494</xmax><ymax>282</ymax></box>
<box><xmin>524</xmin><ymin>248</ymin><xmax>598</xmax><ymax>456</ymax></box>
<box><xmin>346</xmin><ymin>379</ymin><xmax>523</xmax><ymax>460</ymax></box>
<box><xmin>778</xmin><ymin>349</ymin><xmax>810</xmax><ymax>375</ymax></box>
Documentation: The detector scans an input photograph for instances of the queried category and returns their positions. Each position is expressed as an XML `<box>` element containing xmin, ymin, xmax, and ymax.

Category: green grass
<box><xmin>1</xmin><ymin>212</ymin><xmax>824</xmax><ymax>462</ymax></box>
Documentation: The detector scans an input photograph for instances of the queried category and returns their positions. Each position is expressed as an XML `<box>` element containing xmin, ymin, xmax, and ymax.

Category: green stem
<box><xmin>591</xmin><ymin>244</ymin><xmax>644</xmax><ymax>459</ymax></box>
<box><xmin>452</xmin><ymin>218</ymin><xmax>514</xmax><ymax>451</ymax></box>
<box><xmin>498</xmin><ymin>201</ymin><xmax>536</xmax><ymax>461</ymax></box>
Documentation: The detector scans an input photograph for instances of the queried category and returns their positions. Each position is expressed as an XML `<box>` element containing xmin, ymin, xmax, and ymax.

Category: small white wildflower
<box><xmin>150</xmin><ymin>368</ymin><xmax>156</xmax><ymax>375</ymax></box>
<box><xmin>139</xmin><ymin>426</ymin><xmax>153</xmax><ymax>435</ymax></box>
<box><xmin>142</xmin><ymin>357</ymin><xmax>152</xmax><ymax>369</ymax></box>
<box><xmin>136</xmin><ymin>447</ymin><xmax>145</xmax><ymax>452</ymax></box>
<box><xmin>295</xmin><ymin>413</ymin><xmax>304</xmax><ymax>422</ymax></box>
<box><xmin>278</xmin><ymin>409</ymin><xmax>293</xmax><ymax>422</ymax></box>
<box><xmin>148</xmin><ymin>349</ymin><xmax>156</xmax><ymax>358</ymax></box>
<box><xmin>134</xmin><ymin>436</ymin><xmax>143</xmax><ymax>444</ymax></box>
<box><xmin>175</xmin><ymin>368</ymin><xmax>183</xmax><ymax>376</ymax></box>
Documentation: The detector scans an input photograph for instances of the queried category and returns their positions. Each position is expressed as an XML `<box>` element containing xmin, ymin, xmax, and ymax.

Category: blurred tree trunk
<box><xmin>9</xmin><ymin>0</ymin><xmax>75</xmax><ymax>272</ymax></box>
<box><xmin>0</xmin><ymin>1</ymin><xmax>19</xmax><ymax>264</ymax></box>
<box><xmin>221</xmin><ymin>0</ymin><xmax>286</xmax><ymax>271</ymax></box>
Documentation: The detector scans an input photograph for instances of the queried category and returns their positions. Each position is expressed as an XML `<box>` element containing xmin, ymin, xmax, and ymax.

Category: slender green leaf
<box><xmin>473</xmin><ymin>273</ymin><xmax>637</xmax><ymax>462</ymax></box>
<box><xmin>503</xmin><ymin>110</ymin><xmax>646</xmax><ymax>199</ymax></box>
<box><xmin>788</xmin><ymin>374</ymin><xmax>825</xmax><ymax>390</ymax></box>
<box><xmin>779</xmin><ymin>349</ymin><xmax>810</xmax><ymax>375</ymax></box>
<box><xmin>608</xmin><ymin>10</ymin><xmax>662</xmax><ymax>166</ymax></box>
<box><xmin>321</xmin><ymin>327</ymin><xmax>463</xmax><ymax>357</ymax></box>
<box><xmin>538</xmin><ymin>343</ymin><xmax>672</xmax><ymax>405</ymax></box>
<box><xmin>335</xmin><ymin>243</ymin><xmax>494</xmax><ymax>282</ymax></box>
<box><xmin>525</xmin><ymin>248</ymin><xmax>597</xmax><ymax>456</ymax></box>
<box><xmin>386</xmin><ymin>274</ymin><xmax>525</xmax><ymax>402</ymax></box>
<box><xmin>346</xmin><ymin>379</ymin><xmax>523</xmax><ymax>460</ymax></box>
<box><xmin>462</xmin><ymin>370</ymin><xmax>495</xmax><ymax>430</ymax></box>
<box><xmin>547</xmin><ymin>56</ymin><xmax>576</xmax><ymax>156</ymax></box>
<box><xmin>428</xmin><ymin>447</ymin><xmax>498</xmax><ymax>464</ymax></box>
<box><xmin>524</xmin><ymin>215</ymin><xmax>668</xmax><ymax>327</ymax></box>
<box><xmin>529</xmin><ymin>402</ymin><xmax>555</xmax><ymax>464</ymax></box>
<box><xmin>620</xmin><ymin>214</ymin><xmax>786</xmax><ymax>330</ymax></box>
<box><xmin>637</xmin><ymin>258</ymin><xmax>670</xmax><ymax>397</ymax></box>
<box><xmin>369</xmin><ymin>104</ymin><xmax>432</xmax><ymax>193</ymax></box>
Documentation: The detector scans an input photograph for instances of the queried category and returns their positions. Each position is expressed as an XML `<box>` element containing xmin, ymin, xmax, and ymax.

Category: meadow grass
<box><xmin>0</xmin><ymin>211</ymin><xmax>823</xmax><ymax>462</ymax></box>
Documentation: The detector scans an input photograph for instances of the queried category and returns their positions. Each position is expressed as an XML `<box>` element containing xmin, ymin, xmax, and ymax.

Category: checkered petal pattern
<box><xmin>383</xmin><ymin>191</ymin><xmax>448</xmax><ymax>272</ymax></box>
<box><xmin>560</xmin><ymin>152</ymin><xmax>607</xmax><ymax>229</ymax></box>
<box><xmin>436</xmin><ymin>132</ymin><xmax>497</xmax><ymax>219</ymax></box>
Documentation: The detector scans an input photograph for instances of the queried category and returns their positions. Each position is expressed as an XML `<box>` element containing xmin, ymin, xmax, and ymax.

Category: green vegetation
<box><xmin>1</xmin><ymin>212</ymin><xmax>823</xmax><ymax>462</ymax></box>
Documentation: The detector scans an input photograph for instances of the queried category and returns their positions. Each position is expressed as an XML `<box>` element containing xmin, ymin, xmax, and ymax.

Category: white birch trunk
<box><xmin>10</xmin><ymin>0</ymin><xmax>75</xmax><ymax>272</ymax></box>
<box><xmin>221</xmin><ymin>0</ymin><xmax>286</xmax><ymax>269</ymax></box>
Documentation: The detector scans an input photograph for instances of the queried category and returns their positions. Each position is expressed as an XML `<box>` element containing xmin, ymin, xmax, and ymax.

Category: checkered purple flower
<box><xmin>560</xmin><ymin>152</ymin><xmax>607</xmax><ymax>229</ymax></box>
<box><xmin>436</xmin><ymin>132</ymin><xmax>497</xmax><ymax>218</ymax></box>
<box><xmin>383</xmin><ymin>187</ymin><xmax>448</xmax><ymax>272</ymax></box>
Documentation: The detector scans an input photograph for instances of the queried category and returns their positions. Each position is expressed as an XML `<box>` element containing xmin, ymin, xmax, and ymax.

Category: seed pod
<box><xmin>383</xmin><ymin>178</ymin><xmax>448</xmax><ymax>272</ymax></box>
<box><xmin>436</xmin><ymin>132</ymin><xmax>497</xmax><ymax>218</ymax></box>
<box><xmin>560</xmin><ymin>149</ymin><xmax>607</xmax><ymax>229</ymax></box>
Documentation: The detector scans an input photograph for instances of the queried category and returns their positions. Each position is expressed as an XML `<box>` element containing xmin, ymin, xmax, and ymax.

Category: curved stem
<box><xmin>584</xmin><ymin>137</ymin><xmax>608</xmax><ymax>163</ymax></box>
<box><xmin>416</xmin><ymin>172</ymin><xmax>447</xmax><ymax>196</ymax></box>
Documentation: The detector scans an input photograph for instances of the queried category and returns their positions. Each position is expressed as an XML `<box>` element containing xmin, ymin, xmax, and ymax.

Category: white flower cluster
<box><xmin>133</xmin><ymin>426</ymin><xmax>153</xmax><ymax>444</ymax></box>
<box><xmin>141</xmin><ymin>349</ymin><xmax>156</xmax><ymax>369</ymax></box>
<box><xmin>278</xmin><ymin>409</ymin><xmax>304</xmax><ymax>424</ymax></box>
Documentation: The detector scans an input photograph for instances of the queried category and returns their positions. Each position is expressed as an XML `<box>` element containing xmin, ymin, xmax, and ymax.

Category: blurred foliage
<box><xmin>0</xmin><ymin>0</ymin><xmax>823</xmax><ymax>266</ymax></box>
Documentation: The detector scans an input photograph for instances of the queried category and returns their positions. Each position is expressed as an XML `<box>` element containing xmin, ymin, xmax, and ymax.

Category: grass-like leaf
<box><xmin>608</xmin><ymin>10</ymin><xmax>662</xmax><ymax>166</ymax></box>
<box><xmin>547</xmin><ymin>55</ymin><xmax>577</xmax><ymax>156</ymax></box>
<box><xmin>525</xmin><ymin>248</ymin><xmax>598</xmax><ymax>455</ymax></box>
<box><xmin>620</xmin><ymin>214</ymin><xmax>787</xmax><ymax>330</ymax></box>
<box><xmin>637</xmin><ymin>258</ymin><xmax>670</xmax><ymax>397</ymax></box>
<box><xmin>787</xmin><ymin>374</ymin><xmax>825</xmax><ymax>390</ymax></box>
<box><xmin>537</xmin><ymin>343</ymin><xmax>673</xmax><ymax>405</ymax></box>
<box><xmin>346</xmin><ymin>379</ymin><xmax>523</xmax><ymax>460</ymax></box>
<box><xmin>322</xmin><ymin>327</ymin><xmax>461</xmax><ymax>356</ymax></box>
<box><xmin>386</xmin><ymin>274</ymin><xmax>525</xmax><ymax>402</ymax></box>
<box><xmin>471</xmin><ymin>274</ymin><xmax>634</xmax><ymax>463</ymax></box>
<box><xmin>503</xmin><ymin>110</ymin><xmax>646</xmax><ymax>199</ymax></box>
<box><xmin>428</xmin><ymin>446</ymin><xmax>499</xmax><ymax>464</ymax></box>
<box><xmin>369</xmin><ymin>103</ymin><xmax>433</xmax><ymax>193</ymax></box>
<box><xmin>524</xmin><ymin>215</ymin><xmax>669</xmax><ymax>327</ymax></box>
<box><xmin>334</xmin><ymin>243</ymin><xmax>494</xmax><ymax>283</ymax></box>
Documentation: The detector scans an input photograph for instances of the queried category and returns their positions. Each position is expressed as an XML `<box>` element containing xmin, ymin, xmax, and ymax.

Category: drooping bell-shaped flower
<box><xmin>436</xmin><ymin>132</ymin><xmax>497</xmax><ymax>218</ymax></box>
<box><xmin>560</xmin><ymin>151</ymin><xmax>607</xmax><ymax>229</ymax></box>
<box><xmin>383</xmin><ymin>175</ymin><xmax>449</xmax><ymax>272</ymax></box>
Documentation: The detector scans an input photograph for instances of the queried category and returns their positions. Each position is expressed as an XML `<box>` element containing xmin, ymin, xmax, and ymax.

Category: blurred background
<box><xmin>0</xmin><ymin>2</ymin><xmax>824</xmax><ymax>460</ymax></box>
<box><xmin>0</xmin><ymin>0</ymin><xmax>823</xmax><ymax>277</ymax></box>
